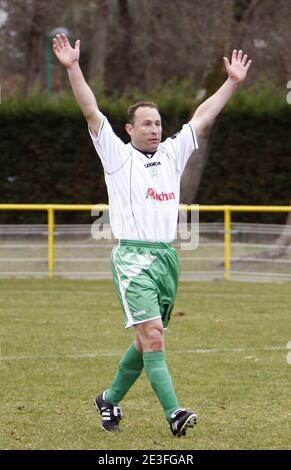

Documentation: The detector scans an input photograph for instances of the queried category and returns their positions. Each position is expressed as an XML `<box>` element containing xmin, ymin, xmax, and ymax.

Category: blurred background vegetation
<box><xmin>1</xmin><ymin>0</ymin><xmax>291</xmax><ymax>95</ymax></box>
<box><xmin>0</xmin><ymin>0</ymin><xmax>290</xmax><ymax>223</ymax></box>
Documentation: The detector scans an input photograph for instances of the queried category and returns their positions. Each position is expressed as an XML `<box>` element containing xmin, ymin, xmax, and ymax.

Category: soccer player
<box><xmin>53</xmin><ymin>34</ymin><xmax>252</xmax><ymax>437</ymax></box>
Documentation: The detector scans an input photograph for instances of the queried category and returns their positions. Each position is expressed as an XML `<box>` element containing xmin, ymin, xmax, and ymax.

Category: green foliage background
<box><xmin>0</xmin><ymin>82</ymin><xmax>290</xmax><ymax>223</ymax></box>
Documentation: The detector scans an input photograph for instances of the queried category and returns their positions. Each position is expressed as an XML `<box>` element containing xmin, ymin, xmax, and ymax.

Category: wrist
<box><xmin>66</xmin><ymin>61</ymin><xmax>80</xmax><ymax>73</ymax></box>
<box><xmin>226</xmin><ymin>77</ymin><xmax>240</xmax><ymax>89</ymax></box>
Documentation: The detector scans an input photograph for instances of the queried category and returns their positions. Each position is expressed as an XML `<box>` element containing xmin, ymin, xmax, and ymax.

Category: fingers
<box><xmin>223</xmin><ymin>57</ymin><xmax>230</xmax><ymax>68</ymax></box>
<box><xmin>52</xmin><ymin>34</ymin><xmax>63</xmax><ymax>51</ymax></box>
<box><xmin>232</xmin><ymin>49</ymin><xmax>243</xmax><ymax>62</ymax></box>
<box><xmin>52</xmin><ymin>38</ymin><xmax>60</xmax><ymax>54</ymax></box>
<box><xmin>56</xmin><ymin>34</ymin><xmax>65</xmax><ymax>48</ymax></box>
<box><xmin>52</xmin><ymin>33</ymin><xmax>80</xmax><ymax>52</ymax></box>
<box><xmin>52</xmin><ymin>34</ymin><xmax>69</xmax><ymax>50</ymax></box>
<box><xmin>240</xmin><ymin>52</ymin><xmax>252</xmax><ymax>70</ymax></box>
<box><xmin>231</xmin><ymin>49</ymin><xmax>252</xmax><ymax>67</ymax></box>
<box><xmin>61</xmin><ymin>33</ymin><xmax>69</xmax><ymax>47</ymax></box>
<box><xmin>75</xmin><ymin>39</ymin><xmax>80</xmax><ymax>51</ymax></box>
<box><xmin>242</xmin><ymin>54</ymin><xmax>248</xmax><ymax>66</ymax></box>
<box><xmin>245</xmin><ymin>59</ymin><xmax>252</xmax><ymax>71</ymax></box>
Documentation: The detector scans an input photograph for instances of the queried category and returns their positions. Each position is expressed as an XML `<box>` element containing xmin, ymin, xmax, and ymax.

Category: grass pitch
<box><xmin>0</xmin><ymin>278</ymin><xmax>290</xmax><ymax>450</ymax></box>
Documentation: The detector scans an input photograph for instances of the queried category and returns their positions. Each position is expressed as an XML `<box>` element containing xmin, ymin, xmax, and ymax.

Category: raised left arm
<box><xmin>191</xmin><ymin>49</ymin><xmax>252</xmax><ymax>137</ymax></box>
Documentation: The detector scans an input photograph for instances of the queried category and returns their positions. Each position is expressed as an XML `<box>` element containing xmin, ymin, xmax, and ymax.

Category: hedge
<box><xmin>0</xmin><ymin>82</ymin><xmax>290</xmax><ymax>223</ymax></box>
<box><xmin>196</xmin><ymin>110</ymin><xmax>291</xmax><ymax>223</ymax></box>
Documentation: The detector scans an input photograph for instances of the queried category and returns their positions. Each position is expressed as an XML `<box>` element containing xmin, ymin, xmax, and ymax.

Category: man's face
<box><xmin>125</xmin><ymin>106</ymin><xmax>162</xmax><ymax>152</ymax></box>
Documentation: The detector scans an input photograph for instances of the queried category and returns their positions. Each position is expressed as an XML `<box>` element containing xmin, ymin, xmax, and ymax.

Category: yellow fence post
<box><xmin>1</xmin><ymin>204</ymin><xmax>291</xmax><ymax>281</ymax></box>
<box><xmin>47</xmin><ymin>206</ymin><xmax>55</xmax><ymax>279</ymax></box>
<box><xmin>224</xmin><ymin>207</ymin><xmax>231</xmax><ymax>281</ymax></box>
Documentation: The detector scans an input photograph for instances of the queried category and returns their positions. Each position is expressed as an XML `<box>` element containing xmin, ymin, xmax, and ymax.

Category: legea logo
<box><xmin>146</xmin><ymin>188</ymin><xmax>175</xmax><ymax>201</ymax></box>
<box><xmin>144</xmin><ymin>161</ymin><xmax>161</xmax><ymax>168</ymax></box>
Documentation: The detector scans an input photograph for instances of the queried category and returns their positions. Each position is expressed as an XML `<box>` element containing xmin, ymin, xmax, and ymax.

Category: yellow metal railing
<box><xmin>199</xmin><ymin>205</ymin><xmax>291</xmax><ymax>280</ymax></box>
<box><xmin>0</xmin><ymin>204</ymin><xmax>290</xmax><ymax>279</ymax></box>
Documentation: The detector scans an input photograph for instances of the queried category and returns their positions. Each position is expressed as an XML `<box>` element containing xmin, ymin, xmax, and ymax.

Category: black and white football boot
<box><xmin>169</xmin><ymin>408</ymin><xmax>197</xmax><ymax>437</ymax></box>
<box><xmin>94</xmin><ymin>391</ymin><xmax>122</xmax><ymax>432</ymax></box>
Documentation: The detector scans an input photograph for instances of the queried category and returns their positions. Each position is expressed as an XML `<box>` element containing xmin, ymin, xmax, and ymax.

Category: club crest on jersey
<box><xmin>146</xmin><ymin>188</ymin><xmax>175</xmax><ymax>201</ymax></box>
<box><xmin>144</xmin><ymin>161</ymin><xmax>161</xmax><ymax>168</ymax></box>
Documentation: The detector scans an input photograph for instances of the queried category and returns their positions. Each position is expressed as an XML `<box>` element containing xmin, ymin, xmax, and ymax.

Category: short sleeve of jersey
<box><xmin>160</xmin><ymin>122</ymin><xmax>199</xmax><ymax>174</ymax></box>
<box><xmin>88</xmin><ymin>114</ymin><xmax>129</xmax><ymax>174</ymax></box>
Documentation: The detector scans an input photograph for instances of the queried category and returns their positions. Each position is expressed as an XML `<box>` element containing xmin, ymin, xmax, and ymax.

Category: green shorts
<box><xmin>111</xmin><ymin>240</ymin><xmax>180</xmax><ymax>329</ymax></box>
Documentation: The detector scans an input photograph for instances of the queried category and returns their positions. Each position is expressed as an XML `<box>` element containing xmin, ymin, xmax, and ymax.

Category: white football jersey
<box><xmin>89</xmin><ymin>115</ymin><xmax>198</xmax><ymax>242</ymax></box>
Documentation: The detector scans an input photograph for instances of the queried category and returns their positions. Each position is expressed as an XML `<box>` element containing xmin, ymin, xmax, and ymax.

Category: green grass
<box><xmin>0</xmin><ymin>279</ymin><xmax>290</xmax><ymax>450</ymax></box>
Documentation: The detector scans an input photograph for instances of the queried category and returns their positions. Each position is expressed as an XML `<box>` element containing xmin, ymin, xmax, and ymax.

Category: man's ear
<box><xmin>125</xmin><ymin>123</ymin><xmax>133</xmax><ymax>136</ymax></box>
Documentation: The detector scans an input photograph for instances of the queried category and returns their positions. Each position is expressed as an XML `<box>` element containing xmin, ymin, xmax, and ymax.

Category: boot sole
<box><xmin>176</xmin><ymin>413</ymin><xmax>197</xmax><ymax>437</ymax></box>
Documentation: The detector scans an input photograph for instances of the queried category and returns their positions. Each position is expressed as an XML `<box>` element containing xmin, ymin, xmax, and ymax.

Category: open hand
<box><xmin>223</xmin><ymin>49</ymin><xmax>252</xmax><ymax>84</ymax></box>
<box><xmin>52</xmin><ymin>34</ymin><xmax>80</xmax><ymax>69</ymax></box>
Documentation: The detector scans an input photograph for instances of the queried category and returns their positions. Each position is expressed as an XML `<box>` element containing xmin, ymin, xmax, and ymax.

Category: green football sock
<box><xmin>105</xmin><ymin>343</ymin><xmax>143</xmax><ymax>405</ymax></box>
<box><xmin>143</xmin><ymin>351</ymin><xmax>179</xmax><ymax>421</ymax></box>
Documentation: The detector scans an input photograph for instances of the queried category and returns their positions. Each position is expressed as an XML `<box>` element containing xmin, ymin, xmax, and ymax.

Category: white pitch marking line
<box><xmin>0</xmin><ymin>346</ymin><xmax>286</xmax><ymax>361</ymax></box>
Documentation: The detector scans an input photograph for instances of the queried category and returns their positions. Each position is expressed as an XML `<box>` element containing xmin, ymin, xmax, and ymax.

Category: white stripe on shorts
<box><xmin>112</xmin><ymin>244</ymin><xmax>134</xmax><ymax>328</ymax></box>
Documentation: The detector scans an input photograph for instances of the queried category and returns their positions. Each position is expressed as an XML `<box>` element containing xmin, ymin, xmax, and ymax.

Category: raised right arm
<box><xmin>52</xmin><ymin>33</ymin><xmax>102</xmax><ymax>137</ymax></box>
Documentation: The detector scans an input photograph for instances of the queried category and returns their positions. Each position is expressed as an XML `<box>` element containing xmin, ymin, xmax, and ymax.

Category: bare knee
<box><xmin>134</xmin><ymin>336</ymin><xmax>143</xmax><ymax>353</ymax></box>
<box><xmin>135</xmin><ymin>319</ymin><xmax>164</xmax><ymax>352</ymax></box>
<box><xmin>147</xmin><ymin>327</ymin><xmax>164</xmax><ymax>351</ymax></box>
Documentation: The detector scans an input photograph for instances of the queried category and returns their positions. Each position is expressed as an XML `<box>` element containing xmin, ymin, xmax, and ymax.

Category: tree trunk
<box><xmin>242</xmin><ymin>210</ymin><xmax>291</xmax><ymax>261</ymax></box>
<box><xmin>118</xmin><ymin>0</ymin><xmax>133</xmax><ymax>83</ymax></box>
<box><xmin>25</xmin><ymin>0</ymin><xmax>47</xmax><ymax>93</ymax></box>
<box><xmin>180</xmin><ymin>54</ymin><xmax>226</xmax><ymax>203</ymax></box>
<box><xmin>180</xmin><ymin>127</ymin><xmax>212</xmax><ymax>204</ymax></box>
<box><xmin>180</xmin><ymin>0</ymin><xmax>264</xmax><ymax>204</ymax></box>
<box><xmin>88</xmin><ymin>0</ymin><xmax>109</xmax><ymax>82</ymax></box>
<box><xmin>216</xmin><ymin>209</ymin><xmax>291</xmax><ymax>269</ymax></box>
<box><xmin>104</xmin><ymin>0</ymin><xmax>133</xmax><ymax>91</ymax></box>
